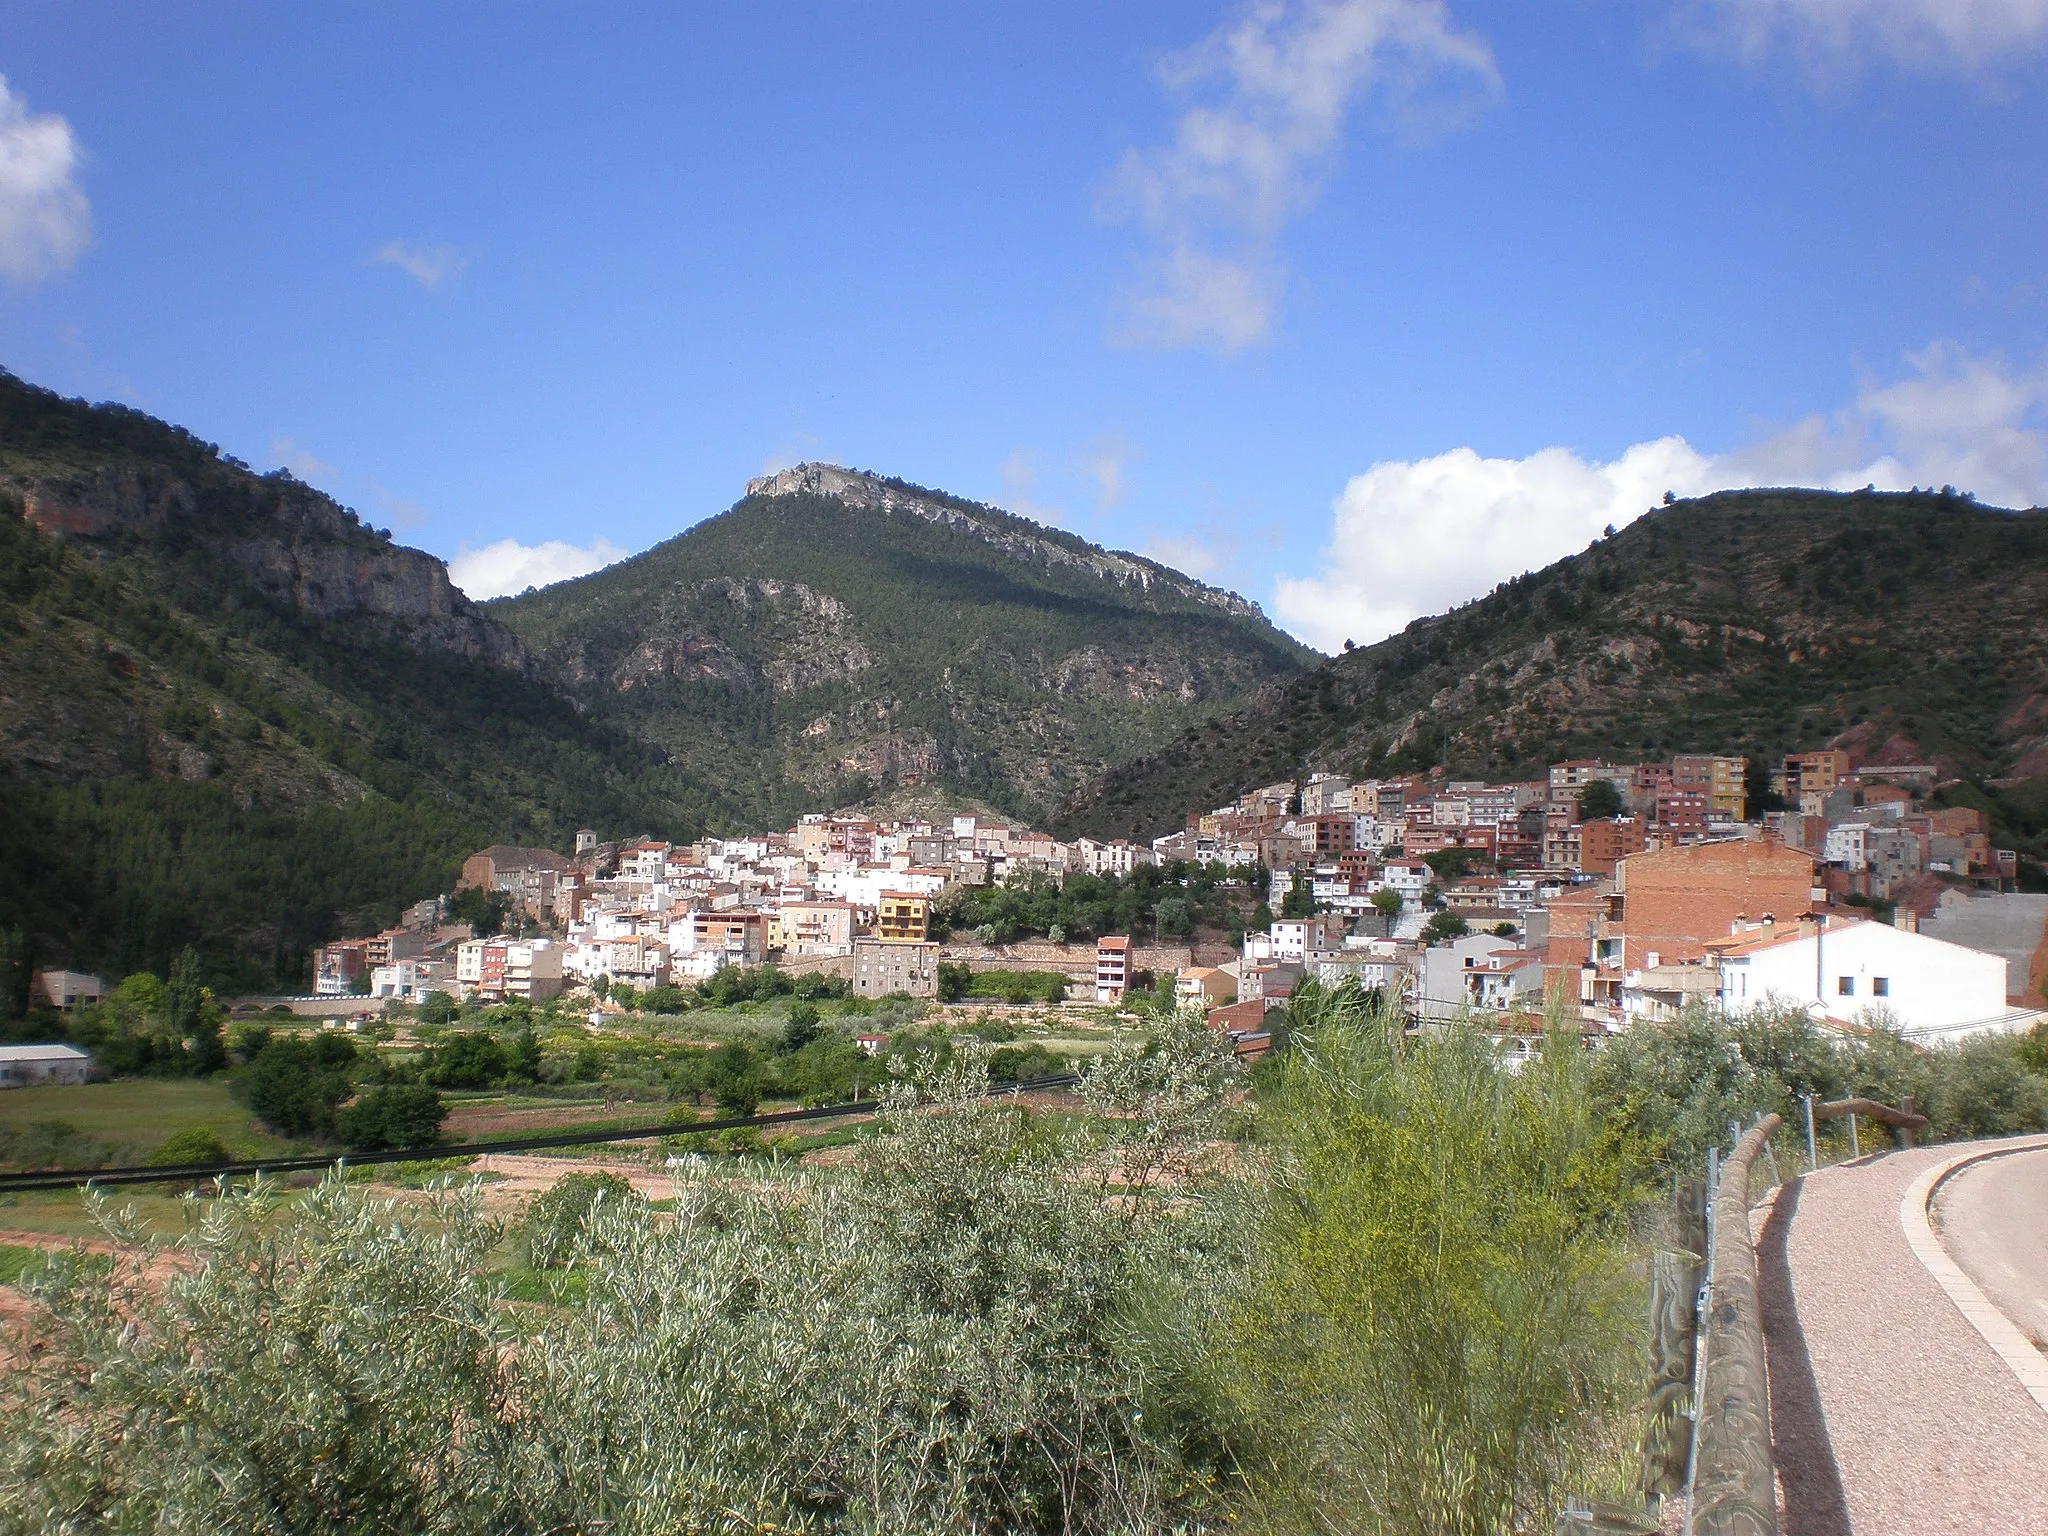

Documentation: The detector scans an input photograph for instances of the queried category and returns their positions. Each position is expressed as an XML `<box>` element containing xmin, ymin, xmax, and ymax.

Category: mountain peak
<box><xmin>744</xmin><ymin>461</ymin><xmax>1265</xmax><ymax>622</ymax></box>
<box><xmin>744</xmin><ymin>462</ymin><xmax>890</xmax><ymax>503</ymax></box>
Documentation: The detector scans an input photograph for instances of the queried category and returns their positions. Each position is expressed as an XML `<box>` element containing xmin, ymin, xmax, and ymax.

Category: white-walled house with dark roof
<box><xmin>1714</xmin><ymin>917</ymin><xmax>2040</xmax><ymax>1043</ymax></box>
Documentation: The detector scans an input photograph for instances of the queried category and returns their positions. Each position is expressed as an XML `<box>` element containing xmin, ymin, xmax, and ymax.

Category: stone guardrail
<box><xmin>1814</xmin><ymin>1094</ymin><xmax>1927</xmax><ymax>1150</ymax></box>
<box><xmin>1689</xmin><ymin>1113</ymin><xmax>1782</xmax><ymax>1536</ymax></box>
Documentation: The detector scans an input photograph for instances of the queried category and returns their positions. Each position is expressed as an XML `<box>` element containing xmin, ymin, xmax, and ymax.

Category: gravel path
<box><xmin>1755</xmin><ymin>1143</ymin><xmax>2048</xmax><ymax>1536</ymax></box>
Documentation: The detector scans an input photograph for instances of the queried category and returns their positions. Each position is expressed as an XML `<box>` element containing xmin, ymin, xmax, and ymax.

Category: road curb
<box><xmin>1899</xmin><ymin>1134</ymin><xmax>2048</xmax><ymax>1419</ymax></box>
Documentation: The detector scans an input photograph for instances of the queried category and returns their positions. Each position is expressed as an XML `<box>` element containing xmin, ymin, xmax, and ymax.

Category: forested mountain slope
<box><xmin>0</xmin><ymin>381</ymin><xmax>1309</xmax><ymax>985</ymax></box>
<box><xmin>1055</xmin><ymin>489</ymin><xmax>2048</xmax><ymax>841</ymax></box>
<box><xmin>492</xmin><ymin>462</ymin><xmax>1317</xmax><ymax>825</ymax></box>
<box><xmin>0</xmin><ymin>372</ymin><xmax>708</xmax><ymax>985</ymax></box>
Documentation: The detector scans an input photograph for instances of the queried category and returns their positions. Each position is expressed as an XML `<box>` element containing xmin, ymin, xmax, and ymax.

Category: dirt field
<box><xmin>440</xmin><ymin>1094</ymin><xmax>671</xmax><ymax>1141</ymax></box>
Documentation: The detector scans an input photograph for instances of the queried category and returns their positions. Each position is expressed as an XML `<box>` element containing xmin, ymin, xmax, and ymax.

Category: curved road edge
<box><xmin>1898</xmin><ymin>1134</ymin><xmax>2048</xmax><ymax>1418</ymax></box>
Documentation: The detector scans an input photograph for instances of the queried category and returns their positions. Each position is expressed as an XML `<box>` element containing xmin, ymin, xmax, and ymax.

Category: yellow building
<box><xmin>875</xmin><ymin>891</ymin><xmax>930</xmax><ymax>943</ymax></box>
<box><xmin>1673</xmin><ymin>753</ymin><xmax>1747</xmax><ymax>821</ymax></box>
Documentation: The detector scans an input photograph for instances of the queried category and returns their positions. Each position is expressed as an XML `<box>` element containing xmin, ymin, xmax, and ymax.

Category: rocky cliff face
<box><xmin>744</xmin><ymin>462</ymin><xmax>1268</xmax><ymax>622</ymax></box>
<box><xmin>9</xmin><ymin>465</ymin><xmax>527</xmax><ymax>671</ymax></box>
<box><xmin>493</xmin><ymin>461</ymin><xmax>1317</xmax><ymax>825</ymax></box>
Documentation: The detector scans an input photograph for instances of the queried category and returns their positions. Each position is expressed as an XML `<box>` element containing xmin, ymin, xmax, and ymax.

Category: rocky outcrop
<box><xmin>19</xmin><ymin>465</ymin><xmax>197</xmax><ymax>538</ymax></box>
<box><xmin>744</xmin><ymin>462</ymin><xmax>1267</xmax><ymax>622</ymax></box>
<box><xmin>9</xmin><ymin>468</ymin><xmax>528</xmax><ymax>672</ymax></box>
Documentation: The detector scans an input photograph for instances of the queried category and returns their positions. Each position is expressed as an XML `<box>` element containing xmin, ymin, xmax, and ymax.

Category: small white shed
<box><xmin>0</xmin><ymin>1043</ymin><xmax>93</xmax><ymax>1087</ymax></box>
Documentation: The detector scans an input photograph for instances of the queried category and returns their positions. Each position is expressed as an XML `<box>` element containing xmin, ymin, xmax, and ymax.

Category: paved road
<box><xmin>1754</xmin><ymin>1143</ymin><xmax>2048</xmax><ymax>1536</ymax></box>
<box><xmin>1934</xmin><ymin>1146</ymin><xmax>2048</xmax><ymax>1354</ymax></box>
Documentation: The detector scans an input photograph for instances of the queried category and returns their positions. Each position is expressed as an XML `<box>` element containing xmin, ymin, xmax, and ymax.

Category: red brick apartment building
<box><xmin>1543</xmin><ymin>839</ymin><xmax>1823</xmax><ymax>1010</ymax></box>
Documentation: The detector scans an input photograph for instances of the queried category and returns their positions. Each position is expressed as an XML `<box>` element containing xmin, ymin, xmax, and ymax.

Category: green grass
<box><xmin>493</xmin><ymin>1263</ymin><xmax>590</xmax><ymax>1307</ymax></box>
<box><xmin>0</xmin><ymin>1242</ymin><xmax>45</xmax><ymax>1286</ymax></box>
<box><xmin>0</xmin><ymin>1078</ymin><xmax>299</xmax><ymax>1168</ymax></box>
<box><xmin>0</xmin><ymin>1186</ymin><xmax>214</xmax><ymax>1241</ymax></box>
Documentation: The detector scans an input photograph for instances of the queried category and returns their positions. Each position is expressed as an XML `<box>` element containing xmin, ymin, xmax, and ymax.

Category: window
<box><xmin>1872</xmin><ymin>977</ymin><xmax>1889</xmax><ymax>997</ymax></box>
<box><xmin>1838</xmin><ymin>976</ymin><xmax>1855</xmax><ymax>997</ymax></box>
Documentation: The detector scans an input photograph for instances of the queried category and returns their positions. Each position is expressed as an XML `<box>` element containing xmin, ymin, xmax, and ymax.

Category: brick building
<box><xmin>1553</xmin><ymin>839</ymin><xmax>1822</xmax><ymax>1021</ymax></box>
<box><xmin>1579</xmin><ymin>817</ymin><xmax>1649</xmax><ymax>877</ymax></box>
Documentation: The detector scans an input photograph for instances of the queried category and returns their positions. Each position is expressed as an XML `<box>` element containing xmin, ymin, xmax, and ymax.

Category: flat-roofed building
<box><xmin>0</xmin><ymin>1043</ymin><xmax>92</xmax><ymax>1087</ymax></box>
<box><xmin>1672</xmin><ymin>754</ymin><xmax>1747</xmax><ymax>820</ymax></box>
<box><xmin>874</xmin><ymin>891</ymin><xmax>930</xmax><ymax>944</ymax></box>
<box><xmin>31</xmin><ymin>970</ymin><xmax>104</xmax><ymax>1009</ymax></box>
<box><xmin>314</xmin><ymin>940</ymin><xmax>371</xmax><ymax>996</ymax></box>
<box><xmin>1096</xmin><ymin>935</ymin><xmax>1132</xmax><ymax>1005</ymax></box>
<box><xmin>456</xmin><ymin>938</ymin><xmax>566</xmax><ymax>1002</ymax></box>
<box><xmin>778</xmin><ymin>899</ymin><xmax>856</xmax><ymax>956</ymax></box>
<box><xmin>853</xmin><ymin>938</ymin><xmax>938</xmax><ymax>998</ymax></box>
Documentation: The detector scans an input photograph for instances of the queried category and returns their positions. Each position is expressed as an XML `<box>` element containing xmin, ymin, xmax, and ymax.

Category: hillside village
<box><xmin>97</xmin><ymin>742</ymin><xmax>2030</xmax><ymax>1061</ymax></box>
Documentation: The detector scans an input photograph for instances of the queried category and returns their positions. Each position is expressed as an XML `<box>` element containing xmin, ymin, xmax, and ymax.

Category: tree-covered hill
<box><xmin>0</xmin><ymin>381</ymin><xmax>1311</xmax><ymax>986</ymax></box>
<box><xmin>1054</xmin><ymin>489</ymin><xmax>2048</xmax><ymax>843</ymax></box>
<box><xmin>0</xmin><ymin>372</ymin><xmax>714</xmax><ymax>986</ymax></box>
<box><xmin>491</xmin><ymin>463</ymin><xmax>1317</xmax><ymax>827</ymax></box>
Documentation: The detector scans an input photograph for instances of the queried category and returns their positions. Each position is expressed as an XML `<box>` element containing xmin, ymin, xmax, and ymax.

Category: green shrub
<box><xmin>1205</xmin><ymin>986</ymin><xmax>1647</xmax><ymax>1535</ymax></box>
<box><xmin>985</xmin><ymin>1043</ymin><xmax>1073</xmax><ymax>1083</ymax></box>
<box><xmin>521</xmin><ymin>1169</ymin><xmax>640</xmax><ymax>1269</ymax></box>
<box><xmin>778</xmin><ymin>1002</ymin><xmax>821</xmax><ymax>1053</ymax></box>
<box><xmin>234</xmin><ymin>1032</ymin><xmax>358</xmax><ymax>1138</ymax></box>
<box><xmin>142</xmin><ymin>1127</ymin><xmax>233</xmax><ymax>1167</ymax></box>
<box><xmin>338</xmin><ymin>1084</ymin><xmax>447</xmax><ymax>1153</ymax></box>
<box><xmin>1592</xmin><ymin>1003</ymin><xmax>2048</xmax><ymax>1170</ymax></box>
<box><xmin>1924</xmin><ymin>1036</ymin><xmax>2048</xmax><ymax>1139</ymax></box>
<box><xmin>1420</xmin><ymin>910</ymin><xmax>1469</xmax><ymax>945</ymax></box>
<box><xmin>426</xmin><ymin>1031</ymin><xmax>507</xmax><ymax>1090</ymax></box>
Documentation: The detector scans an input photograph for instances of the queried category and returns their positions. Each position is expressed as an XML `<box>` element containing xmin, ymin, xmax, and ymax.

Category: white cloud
<box><xmin>997</xmin><ymin>450</ymin><xmax>1065</xmax><ymax>524</ymax></box>
<box><xmin>1102</xmin><ymin>0</ymin><xmax>1498</xmax><ymax>351</ymax></box>
<box><xmin>1078</xmin><ymin>433</ymin><xmax>1135</xmax><ymax>512</ymax></box>
<box><xmin>270</xmin><ymin>436</ymin><xmax>337</xmax><ymax>483</ymax></box>
<box><xmin>0</xmin><ymin>76</ymin><xmax>90</xmax><ymax>283</ymax></box>
<box><xmin>1274</xmin><ymin>437</ymin><xmax>1715</xmax><ymax>651</ymax></box>
<box><xmin>1676</xmin><ymin>0</ymin><xmax>2048</xmax><ymax>72</ymax></box>
<box><xmin>449</xmin><ymin>537</ymin><xmax>629</xmax><ymax>599</ymax></box>
<box><xmin>370</xmin><ymin>239</ymin><xmax>470</xmax><ymax>288</ymax></box>
<box><xmin>373</xmin><ymin>485</ymin><xmax>430</xmax><ymax>531</ymax></box>
<box><xmin>1274</xmin><ymin>344</ymin><xmax>2048</xmax><ymax>652</ymax></box>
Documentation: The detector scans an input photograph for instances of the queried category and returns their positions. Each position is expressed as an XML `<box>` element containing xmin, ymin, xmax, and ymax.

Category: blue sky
<box><xmin>4</xmin><ymin>1</ymin><xmax>2048</xmax><ymax>652</ymax></box>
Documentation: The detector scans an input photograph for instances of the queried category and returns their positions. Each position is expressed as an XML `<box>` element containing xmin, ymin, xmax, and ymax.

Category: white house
<box><xmin>1075</xmin><ymin>838</ymin><xmax>1155</xmax><ymax>878</ymax></box>
<box><xmin>1420</xmin><ymin>932</ymin><xmax>1539</xmax><ymax>1021</ymax></box>
<box><xmin>1306</xmin><ymin>947</ymin><xmax>1412</xmax><ymax>998</ymax></box>
<box><xmin>1714</xmin><ymin>918</ymin><xmax>2031</xmax><ymax>1042</ymax></box>
<box><xmin>1244</xmin><ymin>915</ymin><xmax>1344</xmax><ymax>964</ymax></box>
<box><xmin>369</xmin><ymin>960</ymin><xmax>435</xmax><ymax>1001</ymax></box>
<box><xmin>1375</xmin><ymin>860</ymin><xmax>1434</xmax><ymax>902</ymax></box>
<box><xmin>0</xmin><ymin>1043</ymin><xmax>92</xmax><ymax>1087</ymax></box>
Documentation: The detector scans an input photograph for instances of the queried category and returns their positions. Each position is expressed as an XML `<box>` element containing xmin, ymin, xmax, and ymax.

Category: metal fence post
<box><xmin>1803</xmin><ymin>1095</ymin><xmax>1817</xmax><ymax>1174</ymax></box>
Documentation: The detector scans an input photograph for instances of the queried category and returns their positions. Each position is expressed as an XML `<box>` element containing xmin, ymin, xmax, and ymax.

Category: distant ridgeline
<box><xmin>1054</xmin><ymin>489</ymin><xmax>2048</xmax><ymax>861</ymax></box>
<box><xmin>0</xmin><ymin>374</ymin><xmax>1309</xmax><ymax>987</ymax></box>
<box><xmin>487</xmin><ymin>461</ymin><xmax>1316</xmax><ymax>830</ymax></box>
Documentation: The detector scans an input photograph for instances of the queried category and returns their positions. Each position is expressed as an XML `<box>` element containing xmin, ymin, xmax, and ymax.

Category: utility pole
<box><xmin>1813</xmin><ymin>911</ymin><xmax>1826</xmax><ymax>1012</ymax></box>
